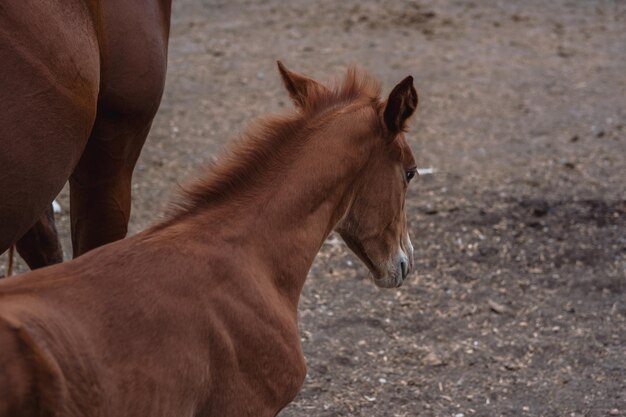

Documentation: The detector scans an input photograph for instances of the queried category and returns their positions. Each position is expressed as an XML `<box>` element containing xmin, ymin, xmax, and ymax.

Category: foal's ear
<box><xmin>383</xmin><ymin>76</ymin><xmax>418</xmax><ymax>133</ymax></box>
<box><xmin>277</xmin><ymin>61</ymin><xmax>328</xmax><ymax>109</ymax></box>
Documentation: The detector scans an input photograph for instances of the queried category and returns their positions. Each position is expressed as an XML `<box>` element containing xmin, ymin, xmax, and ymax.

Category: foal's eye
<box><xmin>405</xmin><ymin>168</ymin><xmax>417</xmax><ymax>183</ymax></box>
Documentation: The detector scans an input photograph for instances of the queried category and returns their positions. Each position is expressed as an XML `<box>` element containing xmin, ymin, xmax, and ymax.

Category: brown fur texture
<box><xmin>0</xmin><ymin>0</ymin><xmax>172</xmax><ymax>264</ymax></box>
<box><xmin>0</xmin><ymin>63</ymin><xmax>418</xmax><ymax>417</ymax></box>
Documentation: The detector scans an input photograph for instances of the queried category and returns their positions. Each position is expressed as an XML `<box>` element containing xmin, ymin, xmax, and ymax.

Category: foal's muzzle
<box><xmin>400</xmin><ymin>259</ymin><xmax>409</xmax><ymax>281</ymax></box>
<box><xmin>394</xmin><ymin>254</ymin><xmax>411</xmax><ymax>287</ymax></box>
<box><xmin>393</xmin><ymin>233</ymin><xmax>414</xmax><ymax>287</ymax></box>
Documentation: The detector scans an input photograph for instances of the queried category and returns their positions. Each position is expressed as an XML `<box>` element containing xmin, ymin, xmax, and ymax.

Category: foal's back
<box><xmin>0</xmin><ymin>236</ymin><xmax>198</xmax><ymax>415</ymax></box>
<box><xmin>0</xmin><ymin>229</ymin><xmax>302</xmax><ymax>417</ymax></box>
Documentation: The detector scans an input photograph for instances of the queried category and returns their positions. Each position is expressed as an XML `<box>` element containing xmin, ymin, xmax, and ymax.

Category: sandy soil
<box><xmin>3</xmin><ymin>0</ymin><xmax>625</xmax><ymax>415</ymax></box>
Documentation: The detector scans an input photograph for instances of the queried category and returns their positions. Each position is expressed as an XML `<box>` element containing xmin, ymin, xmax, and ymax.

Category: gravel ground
<box><xmin>2</xmin><ymin>0</ymin><xmax>625</xmax><ymax>416</ymax></box>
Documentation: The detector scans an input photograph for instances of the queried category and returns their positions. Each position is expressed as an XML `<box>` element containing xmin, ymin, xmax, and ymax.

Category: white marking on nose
<box><xmin>404</xmin><ymin>232</ymin><xmax>413</xmax><ymax>256</ymax></box>
<box><xmin>404</xmin><ymin>232</ymin><xmax>414</xmax><ymax>269</ymax></box>
<box><xmin>399</xmin><ymin>245</ymin><xmax>407</xmax><ymax>260</ymax></box>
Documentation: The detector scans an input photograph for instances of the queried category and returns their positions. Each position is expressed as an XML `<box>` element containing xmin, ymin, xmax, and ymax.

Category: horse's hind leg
<box><xmin>15</xmin><ymin>204</ymin><xmax>63</xmax><ymax>270</ymax></box>
<box><xmin>68</xmin><ymin>0</ymin><xmax>170</xmax><ymax>257</ymax></box>
<box><xmin>69</xmin><ymin>116</ymin><xmax>155</xmax><ymax>256</ymax></box>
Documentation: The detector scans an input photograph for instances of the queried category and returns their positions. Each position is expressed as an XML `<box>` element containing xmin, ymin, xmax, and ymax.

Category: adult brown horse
<box><xmin>0</xmin><ymin>0</ymin><xmax>172</xmax><ymax>268</ymax></box>
<box><xmin>0</xmin><ymin>62</ymin><xmax>419</xmax><ymax>416</ymax></box>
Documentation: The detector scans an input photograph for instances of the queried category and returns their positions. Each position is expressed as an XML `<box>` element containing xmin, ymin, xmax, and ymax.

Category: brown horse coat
<box><xmin>0</xmin><ymin>0</ymin><xmax>171</xmax><ymax>264</ymax></box>
<box><xmin>0</xmin><ymin>63</ymin><xmax>419</xmax><ymax>417</ymax></box>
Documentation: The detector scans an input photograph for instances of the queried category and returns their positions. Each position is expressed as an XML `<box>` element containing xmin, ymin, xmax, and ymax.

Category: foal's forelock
<box><xmin>306</xmin><ymin>68</ymin><xmax>381</xmax><ymax>115</ymax></box>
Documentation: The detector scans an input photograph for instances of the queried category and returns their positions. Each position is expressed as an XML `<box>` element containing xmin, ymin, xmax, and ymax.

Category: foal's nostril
<box><xmin>400</xmin><ymin>260</ymin><xmax>408</xmax><ymax>280</ymax></box>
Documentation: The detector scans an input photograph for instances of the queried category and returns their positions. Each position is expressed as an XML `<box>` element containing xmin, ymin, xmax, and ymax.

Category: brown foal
<box><xmin>0</xmin><ymin>0</ymin><xmax>172</xmax><ymax>268</ymax></box>
<box><xmin>0</xmin><ymin>63</ymin><xmax>419</xmax><ymax>417</ymax></box>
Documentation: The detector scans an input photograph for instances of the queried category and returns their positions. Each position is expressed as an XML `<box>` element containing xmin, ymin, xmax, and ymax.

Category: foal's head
<box><xmin>278</xmin><ymin>63</ymin><xmax>419</xmax><ymax>288</ymax></box>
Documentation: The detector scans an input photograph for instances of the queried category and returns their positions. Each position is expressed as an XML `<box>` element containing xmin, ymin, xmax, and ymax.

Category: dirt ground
<box><xmin>3</xmin><ymin>0</ymin><xmax>625</xmax><ymax>415</ymax></box>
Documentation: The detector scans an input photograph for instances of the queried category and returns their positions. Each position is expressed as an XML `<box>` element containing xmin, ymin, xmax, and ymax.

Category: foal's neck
<box><xmin>180</xmin><ymin>108</ymin><xmax>376</xmax><ymax>307</ymax></box>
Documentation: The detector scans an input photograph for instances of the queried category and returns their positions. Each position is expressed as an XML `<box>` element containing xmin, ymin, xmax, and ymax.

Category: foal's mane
<box><xmin>163</xmin><ymin>67</ymin><xmax>381</xmax><ymax>222</ymax></box>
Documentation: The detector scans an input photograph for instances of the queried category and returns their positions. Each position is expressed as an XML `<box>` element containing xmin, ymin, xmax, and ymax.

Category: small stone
<box><xmin>417</xmin><ymin>167</ymin><xmax>435</xmax><ymax>175</ymax></box>
<box><xmin>609</xmin><ymin>409</ymin><xmax>619</xmax><ymax>416</ymax></box>
<box><xmin>52</xmin><ymin>200</ymin><xmax>62</xmax><ymax>214</ymax></box>
<box><xmin>488</xmin><ymin>299</ymin><xmax>507</xmax><ymax>314</ymax></box>
<box><xmin>455</xmin><ymin>413</ymin><xmax>465</xmax><ymax>417</ymax></box>
<box><xmin>422</xmin><ymin>351</ymin><xmax>445</xmax><ymax>366</ymax></box>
